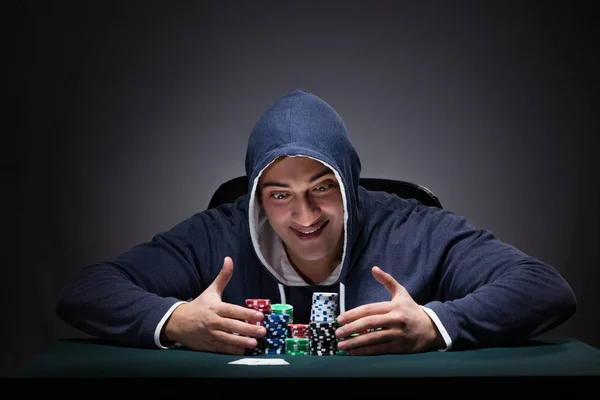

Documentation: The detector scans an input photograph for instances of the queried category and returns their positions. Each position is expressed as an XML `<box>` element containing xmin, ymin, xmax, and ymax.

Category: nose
<box><xmin>292</xmin><ymin>194</ymin><xmax>320</xmax><ymax>226</ymax></box>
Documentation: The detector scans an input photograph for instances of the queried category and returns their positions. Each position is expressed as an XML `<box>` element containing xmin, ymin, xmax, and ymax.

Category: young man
<box><xmin>56</xmin><ymin>89</ymin><xmax>577</xmax><ymax>355</ymax></box>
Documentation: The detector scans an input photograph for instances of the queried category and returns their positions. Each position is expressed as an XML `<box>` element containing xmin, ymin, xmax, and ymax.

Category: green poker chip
<box><xmin>271</xmin><ymin>303</ymin><xmax>294</xmax><ymax>322</ymax></box>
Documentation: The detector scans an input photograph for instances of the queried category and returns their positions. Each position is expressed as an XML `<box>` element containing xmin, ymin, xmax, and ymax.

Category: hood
<box><xmin>244</xmin><ymin>88</ymin><xmax>363</xmax><ymax>288</ymax></box>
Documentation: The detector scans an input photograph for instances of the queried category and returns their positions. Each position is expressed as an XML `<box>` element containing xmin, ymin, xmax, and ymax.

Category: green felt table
<box><xmin>3</xmin><ymin>337</ymin><xmax>600</xmax><ymax>393</ymax></box>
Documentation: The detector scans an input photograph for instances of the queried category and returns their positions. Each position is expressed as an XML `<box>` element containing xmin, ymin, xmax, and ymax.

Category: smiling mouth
<box><xmin>291</xmin><ymin>220</ymin><xmax>329</xmax><ymax>240</ymax></box>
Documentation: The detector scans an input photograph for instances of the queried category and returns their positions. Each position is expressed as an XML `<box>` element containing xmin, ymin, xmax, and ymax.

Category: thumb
<box><xmin>209</xmin><ymin>256</ymin><xmax>234</xmax><ymax>296</ymax></box>
<box><xmin>372</xmin><ymin>266</ymin><xmax>404</xmax><ymax>298</ymax></box>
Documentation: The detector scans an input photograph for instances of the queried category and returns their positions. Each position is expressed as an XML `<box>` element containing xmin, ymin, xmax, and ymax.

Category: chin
<box><xmin>297</xmin><ymin>253</ymin><xmax>328</xmax><ymax>262</ymax></box>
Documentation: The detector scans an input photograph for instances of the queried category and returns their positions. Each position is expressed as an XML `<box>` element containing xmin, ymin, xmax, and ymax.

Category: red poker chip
<box><xmin>288</xmin><ymin>324</ymin><xmax>309</xmax><ymax>329</ymax></box>
<box><xmin>289</xmin><ymin>323</ymin><xmax>310</xmax><ymax>338</ymax></box>
<box><xmin>245</xmin><ymin>299</ymin><xmax>271</xmax><ymax>312</ymax></box>
<box><xmin>247</xmin><ymin>307</ymin><xmax>271</xmax><ymax>314</ymax></box>
<box><xmin>245</xmin><ymin>299</ymin><xmax>271</xmax><ymax>306</ymax></box>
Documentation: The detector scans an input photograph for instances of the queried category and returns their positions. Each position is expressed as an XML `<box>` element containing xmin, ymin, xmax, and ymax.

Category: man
<box><xmin>56</xmin><ymin>88</ymin><xmax>577</xmax><ymax>355</ymax></box>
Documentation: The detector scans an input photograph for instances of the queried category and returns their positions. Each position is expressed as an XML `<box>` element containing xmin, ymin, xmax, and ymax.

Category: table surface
<box><xmin>3</xmin><ymin>337</ymin><xmax>600</xmax><ymax>391</ymax></box>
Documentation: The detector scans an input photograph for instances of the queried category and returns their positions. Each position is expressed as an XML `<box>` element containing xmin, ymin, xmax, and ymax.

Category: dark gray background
<box><xmin>6</xmin><ymin>0</ymin><xmax>598</xmax><ymax>374</ymax></box>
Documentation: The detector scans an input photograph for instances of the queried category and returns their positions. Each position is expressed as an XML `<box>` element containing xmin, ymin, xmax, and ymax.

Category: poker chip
<box><xmin>285</xmin><ymin>337</ymin><xmax>309</xmax><ymax>346</ymax></box>
<box><xmin>309</xmin><ymin>321</ymin><xmax>337</xmax><ymax>355</ymax></box>
<box><xmin>244</xmin><ymin>296</ymin><xmax>348</xmax><ymax>356</ymax></box>
<box><xmin>309</xmin><ymin>292</ymin><xmax>340</xmax><ymax>356</ymax></box>
<box><xmin>263</xmin><ymin>313</ymin><xmax>290</xmax><ymax>354</ymax></box>
<box><xmin>246</xmin><ymin>338</ymin><xmax>265</xmax><ymax>355</ymax></box>
<box><xmin>244</xmin><ymin>298</ymin><xmax>272</xmax><ymax>355</ymax></box>
<box><xmin>288</xmin><ymin>323</ymin><xmax>310</xmax><ymax>338</ymax></box>
<box><xmin>286</xmin><ymin>323</ymin><xmax>310</xmax><ymax>356</ymax></box>
<box><xmin>264</xmin><ymin>314</ymin><xmax>290</xmax><ymax>339</ymax></box>
<box><xmin>245</xmin><ymin>298</ymin><xmax>271</xmax><ymax>314</ymax></box>
<box><xmin>359</xmin><ymin>327</ymin><xmax>382</xmax><ymax>334</ymax></box>
<box><xmin>286</xmin><ymin>337</ymin><xmax>310</xmax><ymax>355</ymax></box>
<box><xmin>310</xmin><ymin>292</ymin><xmax>338</xmax><ymax>324</ymax></box>
<box><xmin>271</xmin><ymin>303</ymin><xmax>294</xmax><ymax>323</ymax></box>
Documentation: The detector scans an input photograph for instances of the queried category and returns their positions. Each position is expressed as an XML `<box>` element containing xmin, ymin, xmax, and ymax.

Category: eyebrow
<box><xmin>262</xmin><ymin>168</ymin><xmax>333</xmax><ymax>189</ymax></box>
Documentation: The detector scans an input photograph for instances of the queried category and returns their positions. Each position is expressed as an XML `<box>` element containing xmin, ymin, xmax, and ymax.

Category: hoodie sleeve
<box><xmin>422</xmin><ymin>210</ymin><xmax>577</xmax><ymax>350</ymax></box>
<box><xmin>55</xmin><ymin>211</ymin><xmax>226</xmax><ymax>349</ymax></box>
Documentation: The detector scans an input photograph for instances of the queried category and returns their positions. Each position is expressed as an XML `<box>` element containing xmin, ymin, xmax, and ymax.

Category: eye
<box><xmin>269</xmin><ymin>192</ymin><xmax>289</xmax><ymax>200</ymax></box>
<box><xmin>313</xmin><ymin>183</ymin><xmax>334</xmax><ymax>192</ymax></box>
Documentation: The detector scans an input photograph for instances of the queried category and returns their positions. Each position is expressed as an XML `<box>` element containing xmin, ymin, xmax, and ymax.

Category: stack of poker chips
<box><xmin>288</xmin><ymin>323</ymin><xmax>310</xmax><ymax>338</ymax></box>
<box><xmin>263</xmin><ymin>313</ymin><xmax>290</xmax><ymax>354</ymax></box>
<box><xmin>271</xmin><ymin>303</ymin><xmax>294</xmax><ymax>323</ymax></box>
<box><xmin>309</xmin><ymin>292</ymin><xmax>339</xmax><ymax>356</ymax></box>
<box><xmin>286</xmin><ymin>323</ymin><xmax>310</xmax><ymax>355</ymax></box>
<box><xmin>244</xmin><ymin>298</ymin><xmax>271</xmax><ymax>355</ymax></box>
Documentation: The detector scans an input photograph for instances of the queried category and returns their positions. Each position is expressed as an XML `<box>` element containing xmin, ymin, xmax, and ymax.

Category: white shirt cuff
<box><xmin>153</xmin><ymin>300</ymin><xmax>188</xmax><ymax>349</ymax></box>
<box><xmin>421</xmin><ymin>305</ymin><xmax>452</xmax><ymax>351</ymax></box>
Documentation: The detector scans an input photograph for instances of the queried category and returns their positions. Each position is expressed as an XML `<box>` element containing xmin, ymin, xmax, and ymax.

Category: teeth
<box><xmin>298</xmin><ymin>224</ymin><xmax>324</xmax><ymax>235</ymax></box>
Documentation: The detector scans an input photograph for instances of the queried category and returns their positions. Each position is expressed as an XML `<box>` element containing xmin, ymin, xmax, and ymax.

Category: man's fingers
<box><xmin>372</xmin><ymin>266</ymin><xmax>404</xmax><ymax>298</ymax></box>
<box><xmin>221</xmin><ymin>317</ymin><xmax>267</xmax><ymax>339</ymax></box>
<box><xmin>209</xmin><ymin>257</ymin><xmax>234</xmax><ymax>295</ymax></box>
<box><xmin>335</xmin><ymin>313</ymin><xmax>387</xmax><ymax>339</ymax></box>
<box><xmin>212</xmin><ymin>329</ymin><xmax>260</xmax><ymax>350</ymax></box>
<box><xmin>218</xmin><ymin>302</ymin><xmax>264</xmax><ymax>324</ymax></box>
<box><xmin>337</xmin><ymin>329</ymin><xmax>394</xmax><ymax>354</ymax></box>
<box><xmin>336</xmin><ymin>302</ymin><xmax>389</xmax><ymax>326</ymax></box>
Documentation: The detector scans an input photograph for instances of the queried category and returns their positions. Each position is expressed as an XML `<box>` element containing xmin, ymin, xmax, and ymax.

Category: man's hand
<box><xmin>335</xmin><ymin>266</ymin><xmax>445</xmax><ymax>355</ymax></box>
<box><xmin>162</xmin><ymin>256</ymin><xmax>266</xmax><ymax>355</ymax></box>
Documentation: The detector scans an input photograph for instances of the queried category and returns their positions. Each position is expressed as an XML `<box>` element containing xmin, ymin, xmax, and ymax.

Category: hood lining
<box><xmin>248</xmin><ymin>155</ymin><xmax>348</xmax><ymax>287</ymax></box>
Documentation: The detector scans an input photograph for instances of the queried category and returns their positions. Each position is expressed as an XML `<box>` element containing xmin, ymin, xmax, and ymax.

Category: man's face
<box><xmin>259</xmin><ymin>156</ymin><xmax>344</xmax><ymax>267</ymax></box>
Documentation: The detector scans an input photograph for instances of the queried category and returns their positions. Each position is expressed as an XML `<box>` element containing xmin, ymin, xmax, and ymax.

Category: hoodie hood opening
<box><xmin>248</xmin><ymin>154</ymin><xmax>348</xmax><ymax>287</ymax></box>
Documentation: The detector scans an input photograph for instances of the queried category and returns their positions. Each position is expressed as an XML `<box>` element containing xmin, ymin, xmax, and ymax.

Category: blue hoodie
<box><xmin>56</xmin><ymin>88</ymin><xmax>576</xmax><ymax>351</ymax></box>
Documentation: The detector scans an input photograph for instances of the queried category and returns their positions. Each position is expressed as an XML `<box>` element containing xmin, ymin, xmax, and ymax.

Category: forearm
<box><xmin>56</xmin><ymin>264</ymin><xmax>191</xmax><ymax>348</ymax></box>
<box><xmin>426</xmin><ymin>262</ymin><xmax>577</xmax><ymax>350</ymax></box>
<box><xmin>424</xmin><ymin>212</ymin><xmax>577</xmax><ymax>350</ymax></box>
